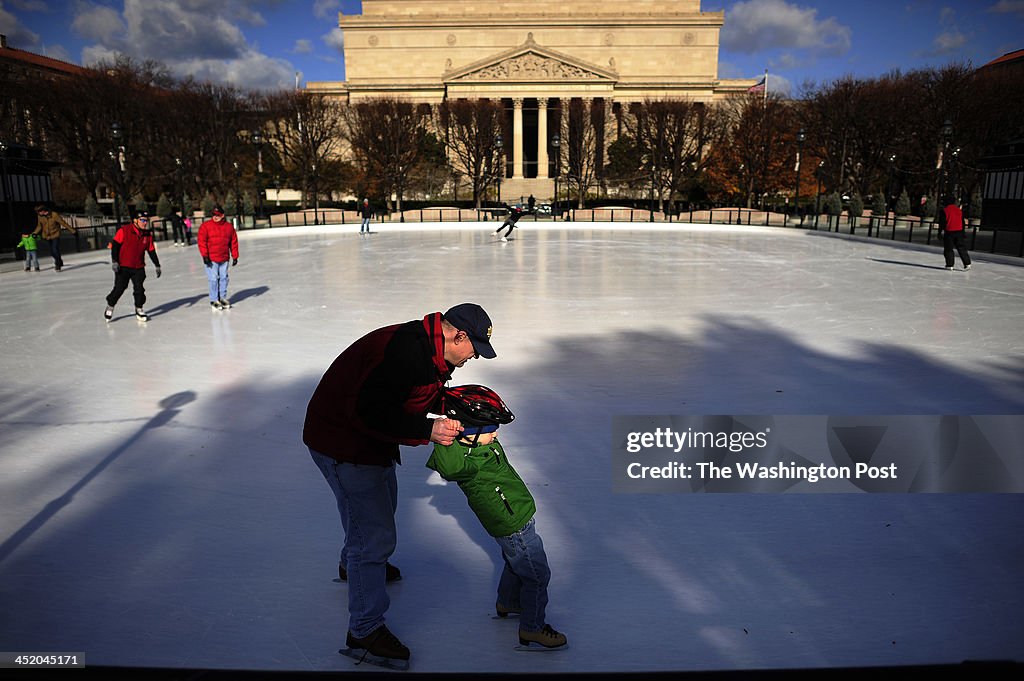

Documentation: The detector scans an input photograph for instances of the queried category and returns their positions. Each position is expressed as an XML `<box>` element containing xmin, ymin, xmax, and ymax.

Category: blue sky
<box><xmin>1</xmin><ymin>0</ymin><xmax>1021</xmax><ymax>92</ymax></box>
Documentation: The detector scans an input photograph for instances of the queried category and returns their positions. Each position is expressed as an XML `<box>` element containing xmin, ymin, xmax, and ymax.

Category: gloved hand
<box><xmin>203</xmin><ymin>257</ymin><xmax>212</xmax><ymax>266</ymax></box>
<box><xmin>155</xmin><ymin>266</ymin><xmax>162</xmax><ymax>278</ymax></box>
<box><xmin>232</xmin><ymin>258</ymin><xmax>238</xmax><ymax>266</ymax></box>
<box><xmin>112</xmin><ymin>262</ymin><xmax>119</xmax><ymax>273</ymax></box>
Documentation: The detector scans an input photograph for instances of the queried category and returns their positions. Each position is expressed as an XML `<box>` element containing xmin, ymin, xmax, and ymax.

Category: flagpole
<box><xmin>763</xmin><ymin>69</ymin><xmax>768</xmax><ymax>106</ymax></box>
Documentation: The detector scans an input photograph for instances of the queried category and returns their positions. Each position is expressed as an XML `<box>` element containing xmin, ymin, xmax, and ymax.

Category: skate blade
<box><xmin>339</xmin><ymin>647</ymin><xmax>410</xmax><ymax>670</ymax></box>
<box><xmin>514</xmin><ymin>642</ymin><xmax>569</xmax><ymax>652</ymax></box>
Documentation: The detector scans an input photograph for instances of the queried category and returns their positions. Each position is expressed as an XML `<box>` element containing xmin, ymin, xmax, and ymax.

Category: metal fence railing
<box><xmin>29</xmin><ymin>208</ymin><xmax>1024</xmax><ymax>261</ymax></box>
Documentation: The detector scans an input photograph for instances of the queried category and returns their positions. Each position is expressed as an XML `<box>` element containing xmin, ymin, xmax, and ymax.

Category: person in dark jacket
<box><xmin>104</xmin><ymin>211</ymin><xmax>161</xmax><ymax>322</ymax></box>
<box><xmin>198</xmin><ymin>207</ymin><xmax>239</xmax><ymax>309</ymax></box>
<box><xmin>360</xmin><ymin>198</ymin><xmax>374</xmax><ymax>234</ymax></box>
<box><xmin>168</xmin><ymin>209</ymin><xmax>189</xmax><ymax>246</ymax></box>
<box><xmin>494</xmin><ymin>204</ymin><xmax>524</xmax><ymax>241</ymax></box>
<box><xmin>426</xmin><ymin>384</ymin><xmax>568</xmax><ymax>651</ymax></box>
<box><xmin>938</xmin><ymin>195</ymin><xmax>972</xmax><ymax>271</ymax></box>
<box><xmin>303</xmin><ymin>302</ymin><xmax>497</xmax><ymax>668</ymax></box>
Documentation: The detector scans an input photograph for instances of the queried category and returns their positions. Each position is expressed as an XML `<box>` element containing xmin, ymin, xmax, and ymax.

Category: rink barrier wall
<box><xmin>5</xmin><ymin>206</ymin><xmax>1022</xmax><ymax>266</ymax></box>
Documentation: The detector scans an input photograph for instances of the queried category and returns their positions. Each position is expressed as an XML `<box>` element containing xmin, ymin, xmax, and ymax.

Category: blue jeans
<box><xmin>25</xmin><ymin>251</ymin><xmax>39</xmax><ymax>269</ymax></box>
<box><xmin>309</xmin><ymin>448</ymin><xmax>398</xmax><ymax>638</ymax></box>
<box><xmin>361</xmin><ymin>217</ymin><xmax>370</xmax><ymax>233</ymax></box>
<box><xmin>494</xmin><ymin>518</ymin><xmax>551</xmax><ymax>632</ymax></box>
<box><xmin>206</xmin><ymin>260</ymin><xmax>230</xmax><ymax>301</ymax></box>
<box><xmin>46</xmin><ymin>238</ymin><xmax>63</xmax><ymax>269</ymax></box>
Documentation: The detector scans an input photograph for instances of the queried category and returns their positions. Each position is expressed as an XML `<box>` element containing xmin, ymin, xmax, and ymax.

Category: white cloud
<box><xmin>721</xmin><ymin>0</ymin><xmax>852</xmax><ymax>56</ymax></box>
<box><xmin>71</xmin><ymin>4</ymin><xmax>125</xmax><ymax>44</ymax></box>
<box><xmin>313</xmin><ymin>0</ymin><xmax>343</xmax><ymax>20</ymax></box>
<box><xmin>929</xmin><ymin>29</ymin><xmax>968</xmax><ymax>55</ymax></box>
<box><xmin>0</xmin><ymin>3</ymin><xmax>40</xmax><ymax>49</ymax></box>
<box><xmin>322</xmin><ymin>27</ymin><xmax>344</xmax><ymax>53</ymax></box>
<box><xmin>987</xmin><ymin>0</ymin><xmax>1024</xmax><ymax>15</ymax></box>
<box><xmin>8</xmin><ymin>0</ymin><xmax>48</xmax><ymax>11</ymax></box>
<box><xmin>174</xmin><ymin>52</ymin><xmax>300</xmax><ymax>92</ymax></box>
<box><xmin>293</xmin><ymin>39</ymin><xmax>313</xmax><ymax>54</ymax></box>
<box><xmin>71</xmin><ymin>0</ymin><xmax>301</xmax><ymax>91</ymax></box>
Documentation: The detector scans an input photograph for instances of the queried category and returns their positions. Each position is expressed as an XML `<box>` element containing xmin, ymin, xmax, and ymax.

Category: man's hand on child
<box><xmin>430</xmin><ymin>417</ymin><xmax>463</xmax><ymax>446</ymax></box>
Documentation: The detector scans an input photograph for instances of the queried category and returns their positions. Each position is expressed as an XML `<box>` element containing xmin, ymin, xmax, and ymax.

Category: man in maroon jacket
<box><xmin>197</xmin><ymin>206</ymin><xmax>239</xmax><ymax>309</ymax></box>
<box><xmin>304</xmin><ymin>303</ymin><xmax>496</xmax><ymax>668</ymax></box>
<box><xmin>104</xmin><ymin>211</ymin><xmax>161</xmax><ymax>322</ymax></box>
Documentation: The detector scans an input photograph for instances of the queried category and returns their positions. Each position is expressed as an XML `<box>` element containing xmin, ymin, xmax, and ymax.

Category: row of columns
<box><xmin>510</xmin><ymin>97</ymin><xmax>560</xmax><ymax>179</ymax></box>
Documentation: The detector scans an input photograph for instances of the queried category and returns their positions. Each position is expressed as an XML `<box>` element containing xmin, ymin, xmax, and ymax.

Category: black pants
<box><xmin>943</xmin><ymin>231</ymin><xmax>971</xmax><ymax>268</ymax></box>
<box><xmin>171</xmin><ymin>221</ymin><xmax>186</xmax><ymax>243</ymax></box>
<box><xmin>106</xmin><ymin>267</ymin><xmax>147</xmax><ymax>308</ymax></box>
<box><xmin>495</xmin><ymin>219</ymin><xmax>516</xmax><ymax>237</ymax></box>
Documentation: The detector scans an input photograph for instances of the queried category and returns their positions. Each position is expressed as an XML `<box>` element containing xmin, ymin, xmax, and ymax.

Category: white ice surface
<box><xmin>1</xmin><ymin>222</ymin><xmax>1022</xmax><ymax>673</ymax></box>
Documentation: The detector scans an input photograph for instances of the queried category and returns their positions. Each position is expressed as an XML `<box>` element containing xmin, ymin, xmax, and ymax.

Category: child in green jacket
<box><xmin>426</xmin><ymin>384</ymin><xmax>567</xmax><ymax>650</ymax></box>
<box><xmin>17</xmin><ymin>233</ymin><xmax>40</xmax><ymax>271</ymax></box>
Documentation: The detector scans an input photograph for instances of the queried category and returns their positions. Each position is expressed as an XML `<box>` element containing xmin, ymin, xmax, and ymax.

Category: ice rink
<box><xmin>1</xmin><ymin>221</ymin><xmax>1022</xmax><ymax>678</ymax></box>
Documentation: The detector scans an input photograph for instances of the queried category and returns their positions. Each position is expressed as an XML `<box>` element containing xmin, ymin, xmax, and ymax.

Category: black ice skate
<box><xmin>338</xmin><ymin>561</ymin><xmax>402</xmax><ymax>583</ymax></box>
<box><xmin>339</xmin><ymin>624</ymin><xmax>410</xmax><ymax>670</ymax></box>
<box><xmin>494</xmin><ymin>601</ymin><xmax>522</xmax><ymax>619</ymax></box>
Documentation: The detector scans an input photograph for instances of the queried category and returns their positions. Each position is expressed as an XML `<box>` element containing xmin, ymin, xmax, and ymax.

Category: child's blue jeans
<box><xmin>493</xmin><ymin>518</ymin><xmax>551</xmax><ymax>633</ymax></box>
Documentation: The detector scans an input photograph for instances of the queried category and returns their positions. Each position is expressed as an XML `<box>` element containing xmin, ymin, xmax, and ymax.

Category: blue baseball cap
<box><xmin>444</xmin><ymin>303</ymin><xmax>496</xmax><ymax>359</ymax></box>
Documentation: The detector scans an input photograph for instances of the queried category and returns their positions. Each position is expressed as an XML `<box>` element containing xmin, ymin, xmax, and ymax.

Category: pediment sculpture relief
<box><xmin>474</xmin><ymin>54</ymin><xmax>601</xmax><ymax>80</ymax></box>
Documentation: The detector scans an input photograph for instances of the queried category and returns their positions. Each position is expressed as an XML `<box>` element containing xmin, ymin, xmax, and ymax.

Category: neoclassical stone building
<box><xmin>307</xmin><ymin>0</ymin><xmax>755</xmax><ymax>199</ymax></box>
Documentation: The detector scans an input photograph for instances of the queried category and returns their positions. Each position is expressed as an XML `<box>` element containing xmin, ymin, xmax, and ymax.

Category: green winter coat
<box><xmin>426</xmin><ymin>438</ymin><xmax>536</xmax><ymax>538</ymax></box>
<box><xmin>17</xmin><ymin>235</ymin><xmax>38</xmax><ymax>251</ymax></box>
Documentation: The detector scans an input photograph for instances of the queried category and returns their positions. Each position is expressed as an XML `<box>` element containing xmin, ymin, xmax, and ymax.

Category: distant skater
<box><xmin>360</xmin><ymin>198</ymin><xmax>373</xmax><ymax>234</ymax></box>
<box><xmin>494</xmin><ymin>205</ymin><xmax>524</xmax><ymax>241</ymax></box>
<box><xmin>938</xmin><ymin>195</ymin><xmax>972</xmax><ymax>271</ymax></box>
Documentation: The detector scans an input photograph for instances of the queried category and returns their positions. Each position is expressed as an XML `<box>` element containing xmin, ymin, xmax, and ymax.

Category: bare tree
<box><xmin>437</xmin><ymin>99</ymin><xmax>504</xmax><ymax>208</ymax></box>
<box><xmin>262</xmin><ymin>90</ymin><xmax>346</xmax><ymax>209</ymax></box>
<box><xmin>343</xmin><ymin>98</ymin><xmax>430</xmax><ymax>214</ymax></box>
<box><xmin>562</xmin><ymin>98</ymin><xmax>605</xmax><ymax>208</ymax></box>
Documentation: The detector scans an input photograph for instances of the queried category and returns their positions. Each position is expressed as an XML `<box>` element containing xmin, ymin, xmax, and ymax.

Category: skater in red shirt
<box><xmin>938</xmin><ymin>196</ymin><xmax>972</xmax><ymax>271</ymax></box>
<box><xmin>104</xmin><ymin>211</ymin><xmax>161</xmax><ymax>322</ymax></box>
<box><xmin>198</xmin><ymin>207</ymin><xmax>239</xmax><ymax>310</ymax></box>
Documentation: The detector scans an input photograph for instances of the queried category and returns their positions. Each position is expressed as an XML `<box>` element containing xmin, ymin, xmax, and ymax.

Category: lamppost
<box><xmin>940</xmin><ymin>119</ymin><xmax>953</xmax><ymax>200</ymax></box>
<box><xmin>175</xmin><ymin>157</ymin><xmax>185</xmax><ymax>216</ymax></box>
<box><xmin>251</xmin><ymin>131</ymin><xmax>264</xmax><ymax>221</ymax></box>
<box><xmin>886</xmin><ymin>154</ymin><xmax>896</xmax><ymax>214</ymax></box>
<box><xmin>814</xmin><ymin>161</ymin><xmax>825</xmax><ymax>230</ymax></box>
<box><xmin>311</xmin><ymin>162</ymin><xmax>319</xmax><ymax>225</ymax></box>
<box><xmin>551</xmin><ymin>133</ymin><xmax>560</xmax><ymax>217</ymax></box>
<box><xmin>650</xmin><ymin>156</ymin><xmax>657</xmax><ymax>222</ymax></box>
<box><xmin>232</xmin><ymin>161</ymin><xmax>241</xmax><ymax>219</ymax></box>
<box><xmin>110</xmin><ymin>122</ymin><xmax>126</xmax><ymax>227</ymax></box>
<box><xmin>794</xmin><ymin>127</ymin><xmax>806</xmax><ymax>226</ymax></box>
<box><xmin>495</xmin><ymin>134</ymin><xmax>503</xmax><ymax>205</ymax></box>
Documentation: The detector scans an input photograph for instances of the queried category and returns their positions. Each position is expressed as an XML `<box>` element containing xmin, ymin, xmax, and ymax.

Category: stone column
<box><xmin>537</xmin><ymin>98</ymin><xmax>549</xmax><ymax>178</ymax></box>
<box><xmin>512</xmin><ymin>98</ymin><xmax>524</xmax><ymax>179</ymax></box>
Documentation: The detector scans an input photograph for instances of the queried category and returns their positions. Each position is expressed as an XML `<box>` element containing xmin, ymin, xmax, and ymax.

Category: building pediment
<box><xmin>444</xmin><ymin>33</ymin><xmax>617</xmax><ymax>84</ymax></box>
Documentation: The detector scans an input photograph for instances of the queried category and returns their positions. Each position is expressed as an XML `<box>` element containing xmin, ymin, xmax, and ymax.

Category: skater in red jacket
<box><xmin>938</xmin><ymin>196</ymin><xmax>972</xmax><ymax>272</ymax></box>
<box><xmin>197</xmin><ymin>207</ymin><xmax>239</xmax><ymax>309</ymax></box>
